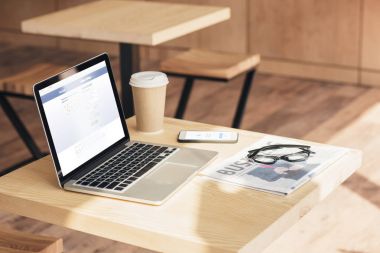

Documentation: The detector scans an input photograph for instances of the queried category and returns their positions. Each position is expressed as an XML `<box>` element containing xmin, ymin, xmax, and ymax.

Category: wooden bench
<box><xmin>160</xmin><ymin>49</ymin><xmax>260</xmax><ymax>128</ymax></box>
<box><xmin>0</xmin><ymin>45</ymin><xmax>120</xmax><ymax>96</ymax></box>
<box><xmin>0</xmin><ymin>44</ymin><xmax>119</xmax><ymax>174</ymax></box>
<box><xmin>0</xmin><ymin>227</ymin><xmax>63</xmax><ymax>253</ymax></box>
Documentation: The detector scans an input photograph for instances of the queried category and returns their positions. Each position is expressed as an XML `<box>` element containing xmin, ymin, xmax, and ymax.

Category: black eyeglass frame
<box><xmin>247</xmin><ymin>144</ymin><xmax>315</xmax><ymax>165</ymax></box>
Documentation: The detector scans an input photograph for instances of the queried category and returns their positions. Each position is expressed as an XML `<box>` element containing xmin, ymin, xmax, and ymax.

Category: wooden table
<box><xmin>0</xmin><ymin>118</ymin><xmax>361</xmax><ymax>253</ymax></box>
<box><xmin>21</xmin><ymin>0</ymin><xmax>230</xmax><ymax>117</ymax></box>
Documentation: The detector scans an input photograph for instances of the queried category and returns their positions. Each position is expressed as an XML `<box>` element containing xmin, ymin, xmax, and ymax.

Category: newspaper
<box><xmin>201</xmin><ymin>136</ymin><xmax>348</xmax><ymax>195</ymax></box>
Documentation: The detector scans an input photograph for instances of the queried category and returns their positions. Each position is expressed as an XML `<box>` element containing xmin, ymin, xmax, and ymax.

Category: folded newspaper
<box><xmin>201</xmin><ymin>136</ymin><xmax>348</xmax><ymax>195</ymax></box>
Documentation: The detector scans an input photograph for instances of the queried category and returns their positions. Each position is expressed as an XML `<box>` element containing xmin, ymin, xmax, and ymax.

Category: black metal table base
<box><xmin>119</xmin><ymin>43</ymin><xmax>140</xmax><ymax>118</ymax></box>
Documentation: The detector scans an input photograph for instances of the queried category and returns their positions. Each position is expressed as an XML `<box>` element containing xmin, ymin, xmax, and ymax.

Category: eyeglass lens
<box><xmin>284</xmin><ymin>152</ymin><xmax>309</xmax><ymax>161</ymax></box>
<box><xmin>253</xmin><ymin>155</ymin><xmax>277</xmax><ymax>164</ymax></box>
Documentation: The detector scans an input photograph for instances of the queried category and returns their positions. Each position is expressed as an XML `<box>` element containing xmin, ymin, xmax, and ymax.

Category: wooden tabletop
<box><xmin>0</xmin><ymin>118</ymin><xmax>361</xmax><ymax>253</ymax></box>
<box><xmin>21</xmin><ymin>0</ymin><xmax>230</xmax><ymax>46</ymax></box>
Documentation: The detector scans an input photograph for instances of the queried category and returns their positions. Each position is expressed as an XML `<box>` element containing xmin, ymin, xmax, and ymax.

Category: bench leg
<box><xmin>232</xmin><ymin>69</ymin><xmax>256</xmax><ymax>128</ymax></box>
<box><xmin>0</xmin><ymin>93</ymin><xmax>45</xmax><ymax>174</ymax></box>
<box><xmin>175</xmin><ymin>77</ymin><xmax>194</xmax><ymax>119</ymax></box>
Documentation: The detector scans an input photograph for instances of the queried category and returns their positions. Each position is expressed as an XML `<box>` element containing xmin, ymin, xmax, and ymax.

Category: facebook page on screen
<box><xmin>39</xmin><ymin>61</ymin><xmax>124</xmax><ymax>176</ymax></box>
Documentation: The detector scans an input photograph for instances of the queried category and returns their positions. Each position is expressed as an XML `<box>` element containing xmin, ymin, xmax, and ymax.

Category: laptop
<box><xmin>33</xmin><ymin>53</ymin><xmax>217</xmax><ymax>205</ymax></box>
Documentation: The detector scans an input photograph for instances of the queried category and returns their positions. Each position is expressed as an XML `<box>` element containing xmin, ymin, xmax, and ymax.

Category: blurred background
<box><xmin>1</xmin><ymin>1</ymin><xmax>380</xmax><ymax>253</ymax></box>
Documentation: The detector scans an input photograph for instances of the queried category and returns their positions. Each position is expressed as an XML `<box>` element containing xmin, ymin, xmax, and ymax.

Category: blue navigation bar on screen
<box><xmin>41</xmin><ymin>66</ymin><xmax>108</xmax><ymax>103</ymax></box>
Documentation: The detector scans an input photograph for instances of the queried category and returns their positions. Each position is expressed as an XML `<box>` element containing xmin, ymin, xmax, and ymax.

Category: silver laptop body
<box><xmin>33</xmin><ymin>53</ymin><xmax>217</xmax><ymax>205</ymax></box>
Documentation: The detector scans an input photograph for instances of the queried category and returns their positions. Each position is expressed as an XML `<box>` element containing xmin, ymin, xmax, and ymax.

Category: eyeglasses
<box><xmin>247</xmin><ymin>144</ymin><xmax>315</xmax><ymax>165</ymax></box>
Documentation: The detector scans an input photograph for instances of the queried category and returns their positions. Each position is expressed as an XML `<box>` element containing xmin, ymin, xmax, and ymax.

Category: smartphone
<box><xmin>178</xmin><ymin>130</ymin><xmax>239</xmax><ymax>143</ymax></box>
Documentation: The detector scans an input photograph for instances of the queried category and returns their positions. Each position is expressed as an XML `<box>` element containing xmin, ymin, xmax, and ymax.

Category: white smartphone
<box><xmin>178</xmin><ymin>130</ymin><xmax>239</xmax><ymax>143</ymax></box>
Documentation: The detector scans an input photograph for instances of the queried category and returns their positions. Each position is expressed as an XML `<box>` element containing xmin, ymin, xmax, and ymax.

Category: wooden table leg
<box><xmin>119</xmin><ymin>43</ymin><xmax>140</xmax><ymax>118</ymax></box>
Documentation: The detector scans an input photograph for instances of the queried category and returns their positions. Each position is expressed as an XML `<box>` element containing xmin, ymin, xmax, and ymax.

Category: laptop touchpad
<box><xmin>147</xmin><ymin>163</ymin><xmax>196</xmax><ymax>183</ymax></box>
<box><xmin>123</xmin><ymin>164</ymin><xmax>197</xmax><ymax>202</ymax></box>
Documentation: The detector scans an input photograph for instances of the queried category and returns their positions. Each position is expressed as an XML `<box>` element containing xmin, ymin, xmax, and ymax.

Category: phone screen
<box><xmin>182</xmin><ymin>131</ymin><xmax>236</xmax><ymax>141</ymax></box>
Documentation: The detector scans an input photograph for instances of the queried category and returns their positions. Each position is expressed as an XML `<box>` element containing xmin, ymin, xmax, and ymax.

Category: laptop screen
<box><xmin>39</xmin><ymin>61</ymin><xmax>124</xmax><ymax>176</ymax></box>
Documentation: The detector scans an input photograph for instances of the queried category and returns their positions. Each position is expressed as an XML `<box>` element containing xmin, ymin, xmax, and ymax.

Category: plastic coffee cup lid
<box><xmin>129</xmin><ymin>71</ymin><xmax>169</xmax><ymax>88</ymax></box>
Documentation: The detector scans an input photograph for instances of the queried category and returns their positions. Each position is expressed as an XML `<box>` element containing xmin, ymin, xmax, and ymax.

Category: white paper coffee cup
<box><xmin>130</xmin><ymin>71</ymin><xmax>169</xmax><ymax>133</ymax></box>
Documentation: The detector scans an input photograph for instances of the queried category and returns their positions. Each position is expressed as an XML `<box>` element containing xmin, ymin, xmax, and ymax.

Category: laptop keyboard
<box><xmin>75</xmin><ymin>143</ymin><xmax>178</xmax><ymax>191</ymax></box>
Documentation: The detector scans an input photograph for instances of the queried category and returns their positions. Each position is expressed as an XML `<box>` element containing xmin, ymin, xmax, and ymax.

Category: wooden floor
<box><xmin>1</xmin><ymin>60</ymin><xmax>380</xmax><ymax>252</ymax></box>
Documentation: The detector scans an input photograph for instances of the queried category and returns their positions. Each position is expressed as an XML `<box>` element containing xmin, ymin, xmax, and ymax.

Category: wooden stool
<box><xmin>0</xmin><ymin>44</ymin><xmax>119</xmax><ymax>175</ymax></box>
<box><xmin>160</xmin><ymin>49</ymin><xmax>260</xmax><ymax>128</ymax></box>
<box><xmin>0</xmin><ymin>227</ymin><xmax>63</xmax><ymax>253</ymax></box>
